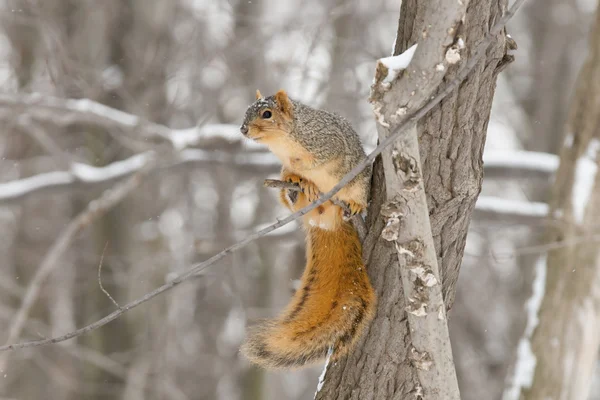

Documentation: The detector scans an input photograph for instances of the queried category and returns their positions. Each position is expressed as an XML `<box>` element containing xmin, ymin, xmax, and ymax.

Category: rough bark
<box><xmin>315</xmin><ymin>0</ymin><xmax>509</xmax><ymax>398</ymax></box>
<box><xmin>504</xmin><ymin>6</ymin><xmax>600</xmax><ymax>400</ymax></box>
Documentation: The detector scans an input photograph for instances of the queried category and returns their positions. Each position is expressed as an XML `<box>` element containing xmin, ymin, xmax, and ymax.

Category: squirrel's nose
<box><xmin>240</xmin><ymin>124</ymin><xmax>249</xmax><ymax>136</ymax></box>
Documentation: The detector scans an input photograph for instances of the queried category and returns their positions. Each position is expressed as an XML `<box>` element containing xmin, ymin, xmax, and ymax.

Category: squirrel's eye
<box><xmin>261</xmin><ymin>110</ymin><xmax>272</xmax><ymax>119</ymax></box>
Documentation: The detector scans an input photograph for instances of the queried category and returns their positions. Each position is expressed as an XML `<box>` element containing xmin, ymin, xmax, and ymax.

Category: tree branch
<box><xmin>475</xmin><ymin>196</ymin><xmax>549</xmax><ymax>221</ymax></box>
<box><xmin>0</xmin><ymin>161</ymin><xmax>153</xmax><ymax>367</ymax></box>
<box><xmin>0</xmin><ymin>149</ymin><xmax>279</xmax><ymax>203</ymax></box>
<box><xmin>0</xmin><ymin>0</ymin><xmax>524</xmax><ymax>353</ymax></box>
<box><xmin>483</xmin><ymin>150</ymin><xmax>558</xmax><ymax>179</ymax></box>
<box><xmin>0</xmin><ymin>93</ymin><xmax>262</xmax><ymax>151</ymax></box>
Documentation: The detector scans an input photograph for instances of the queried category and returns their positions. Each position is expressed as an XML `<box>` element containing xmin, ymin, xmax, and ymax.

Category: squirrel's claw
<box><xmin>283</xmin><ymin>174</ymin><xmax>319</xmax><ymax>203</ymax></box>
<box><xmin>342</xmin><ymin>200</ymin><xmax>364</xmax><ymax>219</ymax></box>
<box><xmin>300</xmin><ymin>181</ymin><xmax>319</xmax><ymax>203</ymax></box>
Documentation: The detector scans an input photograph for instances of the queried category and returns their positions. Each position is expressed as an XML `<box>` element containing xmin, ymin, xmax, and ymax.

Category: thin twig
<box><xmin>98</xmin><ymin>241</ymin><xmax>120</xmax><ymax>309</ymax></box>
<box><xmin>262</xmin><ymin>179</ymin><xmax>300</xmax><ymax>191</ymax></box>
<box><xmin>0</xmin><ymin>0</ymin><xmax>525</xmax><ymax>352</ymax></box>
<box><xmin>17</xmin><ymin>115</ymin><xmax>73</xmax><ymax>169</ymax></box>
<box><xmin>0</xmin><ymin>163</ymin><xmax>152</xmax><ymax>357</ymax></box>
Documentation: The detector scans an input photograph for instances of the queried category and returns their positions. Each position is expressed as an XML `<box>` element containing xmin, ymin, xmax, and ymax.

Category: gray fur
<box><xmin>241</xmin><ymin>94</ymin><xmax>372</xmax><ymax>192</ymax></box>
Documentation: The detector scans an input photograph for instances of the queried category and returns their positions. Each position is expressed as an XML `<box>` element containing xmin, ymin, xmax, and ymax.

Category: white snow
<box><xmin>503</xmin><ymin>255</ymin><xmax>547</xmax><ymax>400</ymax></box>
<box><xmin>3</xmin><ymin>93</ymin><xmax>254</xmax><ymax>152</ymax></box>
<box><xmin>64</xmin><ymin>97</ymin><xmax>139</xmax><ymax>127</ymax></box>
<box><xmin>572</xmin><ymin>138</ymin><xmax>600</xmax><ymax>224</ymax></box>
<box><xmin>71</xmin><ymin>153</ymin><xmax>151</xmax><ymax>182</ymax></box>
<box><xmin>0</xmin><ymin>150</ymin><xmax>279</xmax><ymax>202</ymax></box>
<box><xmin>564</xmin><ymin>133</ymin><xmax>574</xmax><ymax>148</ymax></box>
<box><xmin>314</xmin><ymin>346</ymin><xmax>334</xmax><ymax>397</ymax></box>
<box><xmin>476</xmin><ymin>196</ymin><xmax>549</xmax><ymax>218</ymax></box>
<box><xmin>0</xmin><ymin>171</ymin><xmax>75</xmax><ymax>201</ymax></box>
<box><xmin>483</xmin><ymin>150</ymin><xmax>559</xmax><ymax>174</ymax></box>
<box><xmin>378</xmin><ymin>44</ymin><xmax>418</xmax><ymax>84</ymax></box>
<box><xmin>0</xmin><ymin>153</ymin><xmax>152</xmax><ymax>202</ymax></box>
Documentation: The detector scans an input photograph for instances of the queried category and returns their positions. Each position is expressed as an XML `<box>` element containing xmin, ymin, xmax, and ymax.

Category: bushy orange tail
<box><xmin>241</xmin><ymin>221</ymin><xmax>376</xmax><ymax>369</ymax></box>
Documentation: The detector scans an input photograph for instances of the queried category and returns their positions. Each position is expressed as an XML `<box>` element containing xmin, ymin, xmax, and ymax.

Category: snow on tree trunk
<box><xmin>504</xmin><ymin>5</ymin><xmax>600</xmax><ymax>400</ymax></box>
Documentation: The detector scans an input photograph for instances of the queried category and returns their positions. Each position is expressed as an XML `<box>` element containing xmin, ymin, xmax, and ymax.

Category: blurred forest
<box><xmin>0</xmin><ymin>0</ymin><xmax>599</xmax><ymax>399</ymax></box>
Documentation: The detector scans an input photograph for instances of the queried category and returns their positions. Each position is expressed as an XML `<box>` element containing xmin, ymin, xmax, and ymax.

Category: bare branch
<box><xmin>0</xmin><ymin>149</ymin><xmax>279</xmax><ymax>203</ymax></box>
<box><xmin>262</xmin><ymin>179</ymin><xmax>300</xmax><ymax>191</ymax></box>
<box><xmin>0</xmin><ymin>0</ymin><xmax>524</xmax><ymax>352</ymax></box>
<box><xmin>17</xmin><ymin>115</ymin><xmax>72</xmax><ymax>168</ymax></box>
<box><xmin>97</xmin><ymin>241</ymin><xmax>120</xmax><ymax>310</ymax></box>
<box><xmin>0</xmin><ymin>163</ymin><xmax>152</xmax><ymax>361</ymax></box>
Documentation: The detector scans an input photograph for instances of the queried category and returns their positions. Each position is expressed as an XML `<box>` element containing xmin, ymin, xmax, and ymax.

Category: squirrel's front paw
<box><xmin>284</xmin><ymin>175</ymin><xmax>320</xmax><ymax>203</ymax></box>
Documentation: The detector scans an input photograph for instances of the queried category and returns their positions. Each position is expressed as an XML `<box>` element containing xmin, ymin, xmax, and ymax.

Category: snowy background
<box><xmin>0</xmin><ymin>0</ymin><xmax>599</xmax><ymax>399</ymax></box>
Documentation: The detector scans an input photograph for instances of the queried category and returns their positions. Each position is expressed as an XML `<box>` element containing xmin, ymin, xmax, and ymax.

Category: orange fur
<box><xmin>241</xmin><ymin>175</ymin><xmax>376</xmax><ymax>369</ymax></box>
<box><xmin>250</xmin><ymin>128</ymin><xmax>367</xmax><ymax>213</ymax></box>
<box><xmin>274</xmin><ymin>89</ymin><xmax>294</xmax><ymax>117</ymax></box>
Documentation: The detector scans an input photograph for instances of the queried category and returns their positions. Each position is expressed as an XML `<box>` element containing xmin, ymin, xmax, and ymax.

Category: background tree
<box><xmin>504</xmin><ymin>5</ymin><xmax>600</xmax><ymax>400</ymax></box>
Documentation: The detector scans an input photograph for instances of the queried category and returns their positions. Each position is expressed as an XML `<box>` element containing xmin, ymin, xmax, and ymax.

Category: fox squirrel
<box><xmin>240</xmin><ymin>90</ymin><xmax>371</xmax><ymax>216</ymax></box>
<box><xmin>239</xmin><ymin>90</ymin><xmax>376</xmax><ymax>369</ymax></box>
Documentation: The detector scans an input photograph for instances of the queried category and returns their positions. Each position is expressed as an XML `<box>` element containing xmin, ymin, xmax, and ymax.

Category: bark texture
<box><xmin>315</xmin><ymin>0</ymin><xmax>509</xmax><ymax>398</ymax></box>
<box><xmin>506</xmin><ymin>6</ymin><xmax>600</xmax><ymax>400</ymax></box>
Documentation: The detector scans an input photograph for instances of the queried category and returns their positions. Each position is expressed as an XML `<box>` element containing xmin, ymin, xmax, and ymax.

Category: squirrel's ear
<box><xmin>275</xmin><ymin>90</ymin><xmax>293</xmax><ymax>118</ymax></box>
<box><xmin>255</xmin><ymin>89</ymin><xmax>262</xmax><ymax>100</ymax></box>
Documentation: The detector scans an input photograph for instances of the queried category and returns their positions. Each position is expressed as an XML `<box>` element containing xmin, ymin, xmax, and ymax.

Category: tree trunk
<box><xmin>316</xmin><ymin>0</ymin><xmax>509</xmax><ymax>398</ymax></box>
<box><xmin>504</xmin><ymin>5</ymin><xmax>600</xmax><ymax>400</ymax></box>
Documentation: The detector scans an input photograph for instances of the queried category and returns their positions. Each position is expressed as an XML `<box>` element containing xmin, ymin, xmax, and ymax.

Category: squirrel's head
<box><xmin>240</xmin><ymin>89</ymin><xmax>294</xmax><ymax>142</ymax></box>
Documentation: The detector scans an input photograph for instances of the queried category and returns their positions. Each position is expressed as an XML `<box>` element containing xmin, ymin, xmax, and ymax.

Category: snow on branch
<box><xmin>377</xmin><ymin>44</ymin><xmax>418</xmax><ymax>84</ymax></box>
<box><xmin>0</xmin><ymin>93</ymin><xmax>262</xmax><ymax>150</ymax></box>
<box><xmin>0</xmin><ymin>150</ymin><xmax>279</xmax><ymax>203</ymax></box>
<box><xmin>483</xmin><ymin>150</ymin><xmax>559</xmax><ymax>177</ymax></box>
<box><xmin>475</xmin><ymin>196</ymin><xmax>549</xmax><ymax>222</ymax></box>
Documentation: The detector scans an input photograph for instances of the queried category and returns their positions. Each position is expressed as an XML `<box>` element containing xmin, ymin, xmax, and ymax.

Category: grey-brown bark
<box><xmin>315</xmin><ymin>0</ymin><xmax>509</xmax><ymax>398</ymax></box>
<box><xmin>504</xmin><ymin>5</ymin><xmax>600</xmax><ymax>400</ymax></box>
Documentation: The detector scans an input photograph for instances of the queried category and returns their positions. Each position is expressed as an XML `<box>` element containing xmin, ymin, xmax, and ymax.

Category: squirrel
<box><xmin>240</xmin><ymin>89</ymin><xmax>371</xmax><ymax>216</ymax></box>
<box><xmin>239</xmin><ymin>90</ymin><xmax>376</xmax><ymax>369</ymax></box>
